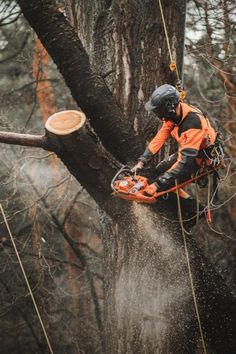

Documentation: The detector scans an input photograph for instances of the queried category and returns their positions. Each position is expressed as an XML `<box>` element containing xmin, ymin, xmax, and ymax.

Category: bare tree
<box><xmin>186</xmin><ymin>0</ymin><xmax>236</xmax><ymax>153</ymax></box>
<box><xmin>184</xmin><ymin>0</ymin><xmax>236</xmax><ymax>292</ymax></box>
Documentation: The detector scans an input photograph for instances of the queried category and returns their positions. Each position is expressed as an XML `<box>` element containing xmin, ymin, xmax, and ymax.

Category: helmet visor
<box><xmin>152</xmin><ymin>106</ymin><xmax>165</xmax><ymax>119</ymax></box>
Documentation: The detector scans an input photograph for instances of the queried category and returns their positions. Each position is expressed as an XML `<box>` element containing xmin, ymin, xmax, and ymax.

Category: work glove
<box><xmin>156</xmin><ymin>172</ymin><xmax>174</xmax><ymax>190</ymax></box>
<box><xmin>131</xmin><ymin>161</ymin><xmax>144</xmax><ymax>174</ymax></box>
<box><xmin>145</xmin><ymin>182</ymin><xmax>158</xmax><ymax>196</ymax></box>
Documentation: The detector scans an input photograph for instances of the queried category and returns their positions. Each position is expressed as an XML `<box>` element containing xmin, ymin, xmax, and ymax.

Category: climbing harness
<box><xmin>158</xmin><ymin>0</ymin><xmax>186</xmax><ymax>101</ymax></box>
<box><xmin>175</xmin><ymin>183</ymin><xmax>208</xmax><ymax>354</ymax></box>
<box><xmin>0</xmin><ymin>204</ymin><xmax>54</xmax><ymax>354</ymax></box>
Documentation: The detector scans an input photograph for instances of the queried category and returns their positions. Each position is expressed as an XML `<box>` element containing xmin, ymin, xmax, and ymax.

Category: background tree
<box><xmin>185</xmin><ymin>0</ymin><xmax>236</xmax><ymax>291</ymax></box>
<box><xmin>0</xmin><ymin>2</ymin><xmax>103</xmax><ymax>352</ymax></box>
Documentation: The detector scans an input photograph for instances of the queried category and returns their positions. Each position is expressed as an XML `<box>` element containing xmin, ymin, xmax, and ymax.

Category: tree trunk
<box><xmin>1</xmin><ymin>1</ymin><xmax>234</xmax><ymax>353</ymax></box>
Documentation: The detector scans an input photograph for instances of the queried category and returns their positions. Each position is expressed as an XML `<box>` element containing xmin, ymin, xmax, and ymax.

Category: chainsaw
<box><xmin>111</xmin><ymin>164</ymin><xmax>222</xmax><ymax>205</ymax></box>
<box><xmin>111</xmin><ymin>166</ymin><xmax>157</xmax><ymax>204</ymax></box>
<box><xmin>111</xmin><ymin>166</ymin><xmax>190</xmax><ymax>204</ymax></box>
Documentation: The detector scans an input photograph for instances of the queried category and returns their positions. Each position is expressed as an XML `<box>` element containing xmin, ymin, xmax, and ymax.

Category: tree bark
<box><xmin>17</xmin><ymin>0</ymin><xmax>144</xmax><ymax>163</ymax></box>
<box><xmin>74</xmin><ymin>0</ymin><xmax>187</xmax><ymax>143</ymax></box>
<box><xmin>1</xmin><ymin>92</ymin><xmax>234</xmax><ymax>354</ymax></box>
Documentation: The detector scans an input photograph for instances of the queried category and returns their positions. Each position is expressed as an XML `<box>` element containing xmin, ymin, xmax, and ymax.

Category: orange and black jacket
<box><xmin>139</xmin><ymin>103</ymin><xmax>216</xmax><ymax>179</ymax></box>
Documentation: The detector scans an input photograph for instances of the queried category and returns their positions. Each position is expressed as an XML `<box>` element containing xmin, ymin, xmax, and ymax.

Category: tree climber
<box><xmin>132</xmin><ymin>84</ymin><xmax>219</xmax><ymax>207</ymax></box>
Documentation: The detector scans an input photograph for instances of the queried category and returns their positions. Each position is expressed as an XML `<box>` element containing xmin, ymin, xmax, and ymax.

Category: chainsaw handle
<box><xmin>110</xmin><ymin>165</ymin><xmax>133</xmax><ymax>192</ymax></box>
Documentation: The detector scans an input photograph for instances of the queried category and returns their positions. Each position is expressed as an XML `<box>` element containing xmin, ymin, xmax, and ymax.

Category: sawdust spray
<box><xmin>113</xmin><ymin>203</ymin><xmax>195</xmax><ymax>353</ymax></box>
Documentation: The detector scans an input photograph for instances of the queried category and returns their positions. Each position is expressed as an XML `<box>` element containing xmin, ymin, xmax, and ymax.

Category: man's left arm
<box><xmin>156</xmin><ymin>122</ymin><xmax>205</xmax><ymax>189</ymax></box>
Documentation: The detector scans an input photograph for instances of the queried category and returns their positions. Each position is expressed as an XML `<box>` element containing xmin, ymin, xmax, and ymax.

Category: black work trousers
<box><xmin>155</xmin><ymin>153</ymin><xmax>205</xmax><ymax>226</ymax></box>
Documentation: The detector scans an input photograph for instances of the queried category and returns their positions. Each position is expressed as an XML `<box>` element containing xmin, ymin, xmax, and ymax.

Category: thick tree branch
<box><xmin>16</xmin><ymin>0</ymin><xmax>143</xmax><ymax>163</ymax></box>
<box><xmin>0</xmin><ymin>131</ymin><xmax>49</xmax><ymax>150</ymax></box>
<box><xmin>0</xmin><ymin>111</ymin><xmax>128</xmax><ymax>217</ymax></box>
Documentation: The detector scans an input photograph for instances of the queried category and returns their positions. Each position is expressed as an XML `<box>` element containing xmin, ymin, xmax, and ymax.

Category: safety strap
<box><xmin>212</xmin><ymin>171</ymin><xmax>219</xmax><ymax>201</ymax></box>
<box><xmin>175</xmin><ymin>183</ymin><xmax>208</xmax><ymax>354</ymax></box>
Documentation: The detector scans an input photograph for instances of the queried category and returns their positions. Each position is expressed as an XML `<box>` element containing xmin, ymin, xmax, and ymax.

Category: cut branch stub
<box><xmin>45</xmin><ymin>110</ymin><xmax>86</xmax><ymax>136</ymax></box>
<box><xmin>44</xmin><ymin>109</ymin><xmax>120</xmax><ymax>208</ymax></box>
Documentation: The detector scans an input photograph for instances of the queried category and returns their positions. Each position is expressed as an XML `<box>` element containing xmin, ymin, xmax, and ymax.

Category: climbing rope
<box><xmin>158</xmin><ymin>0</ymin><xmax>180</xmax><ymax>81</ymax></box>
<box><xmin>207</xmin><ymin>173</ymin><xmax>212</xmax><ymax>223</ymax></box>
<box><xmin>158</xmin><ymin>0</ymin><xmax>186</xmax><ymax>101</ymax></box>
<box><xmin>158</xmin><ymin>0</ymin><xmax>180</xmax><ymax>80</ymax></box>
<box><xmin>193</xmin><ymin>169</ymin><xmax>204</xmax><ymax>225</ymax></box>
<box><xmin>0</xmin><ymin>204</ymin><xmax>54</xmax><ymax>354</ymax></box>
<box><xmin>195</xmin><ymin>180</ymin><xmax>200</xmax><ymax>225</ymax></box>
<box><xmin>175</xmin><ymin>183</ymin><xmax>208</xmax><ymax>354</ymax></box>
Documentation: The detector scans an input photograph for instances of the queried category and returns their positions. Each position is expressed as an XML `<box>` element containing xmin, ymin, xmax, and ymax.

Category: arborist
<box><xmin>132</xmin><ymin>84</ymin><xmax>220</xmax><ymax>200</ymax></box>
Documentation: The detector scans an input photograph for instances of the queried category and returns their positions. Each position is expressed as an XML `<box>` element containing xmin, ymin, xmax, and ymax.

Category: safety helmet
<box><xmin>145</xmin><ymin>84</ymin><xmax>180</xmax><ymax>121</ymax></box>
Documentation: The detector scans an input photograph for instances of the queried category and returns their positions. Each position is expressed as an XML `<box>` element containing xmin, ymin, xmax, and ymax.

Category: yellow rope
<box><xmin>0</xmin><ymin>204</ymin><xmax>54</xmax><ymax>354</ymax></box>
<box><xmin>175</xmin><ymin>183</ymin><xmax>208</xmax><ymax>354</ymax></box>
<box><xmin>158</xmin><ymin>0</ymin><xmax>180</xmax><ymax>81</ymax></box>
<box><xmin>207</xmin><ymin>173</ymin><xmax>211</xmax><ymax>217</ymax></box>
<box><xmin>195</xmin><ymin>173</ymin><xmax>200</xmax><ymax>225</ymax></box>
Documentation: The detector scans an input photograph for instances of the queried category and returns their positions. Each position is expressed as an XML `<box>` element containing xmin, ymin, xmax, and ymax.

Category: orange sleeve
<box><xmin>148</xmin><ymin>121</ymin><xmax>173</xmax><ymax>155</ymax></box>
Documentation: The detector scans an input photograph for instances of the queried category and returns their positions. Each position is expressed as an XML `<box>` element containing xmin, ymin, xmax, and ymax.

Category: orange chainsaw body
<box><xmin>113</xmin><ymin>175</ymin><xmax>157</xmax><ymax>204</ymax></box>
<box><xmin>111</xmin><ymin>165</ymin><xmax>222</xmax><ymax>205</ymax></box>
